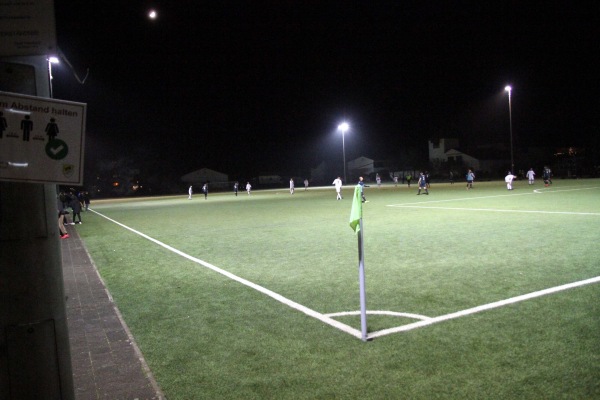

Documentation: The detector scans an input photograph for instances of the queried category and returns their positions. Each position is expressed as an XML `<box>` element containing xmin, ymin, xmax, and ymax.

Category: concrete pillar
<box><xmin>0</xmin><ymin>56</ymin><xmax>74</xmax><ymax>399</ymax></box>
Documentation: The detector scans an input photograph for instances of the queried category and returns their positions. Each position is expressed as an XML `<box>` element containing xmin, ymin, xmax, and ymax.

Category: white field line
<box><xmin>389</xmin><ymin>205</ymin><xmax>600</xmax><ymax>216</ymax></box>
<box><xmin>532</xmin><ymin>186</ymin><xmax>599</xmax><ymax>194</ymax></box>
<box><xmin>90</xmin><ymin>210</ymin><xmax>364</xmax><ymax>339</ymax></box>
<box><xmin>369</xmin><ymin>276</ymin><xmax>600</xmax><ymax>339</ymax></box>
<box><xmin>91</xmin><ymin>209</ymin><xmax>600</xmax><ymax>341</ymax></box>
<box><xmin>388</xmin><ymin>185</ymin><xmax>599</xmax><ymax>207</ymax></box>
<box><xmin>326</xmin><ymin>311</ymin><xmax>432</xmax><ymax>321</ymax></box>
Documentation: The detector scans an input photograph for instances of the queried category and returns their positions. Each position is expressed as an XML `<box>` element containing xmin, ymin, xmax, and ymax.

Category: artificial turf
<box><xmin>76</xmin><ymin>178</ymin><xmax>600</xmax><ymax>399</ymax></box>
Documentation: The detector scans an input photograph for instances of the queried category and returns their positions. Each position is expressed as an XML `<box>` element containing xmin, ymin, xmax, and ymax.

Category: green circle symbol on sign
<box><xmin>46</xmin><ymin>139</ymin><xmax>69</xmax><ymax>160</ymax></box>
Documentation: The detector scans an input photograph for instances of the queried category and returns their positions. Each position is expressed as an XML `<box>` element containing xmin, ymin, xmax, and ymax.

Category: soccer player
<box><xmin>188</xmin><ymin>185</ymin><xmax>193</xmax><ymax>199</ymax></box>
<box><xmin>526</xmin><ymin>168</ymin><xmax>536</xmax><ymax>185</ymax></box>
<box><xmin>466</xmin><ymin>169</ymin><xmax>475</xmax><ymax>190</ymax></box>
<box><xmin>417</xmin><ymin>172</ymin><xmax>429</xmax><ymax>195</ymax></box>
<box><xmin>358</xmin><ymin>176</ymin><xmax>369</xmax><ymax>203</ymax></box>
<box><xmin>543</xmin><ymin>166</ymin><xmax>552</xmax><ymax>186</ymax></box>
<box><xmin>505</xmin><ymin>171</ymin><xmax>517</xmax><ymax>190</ymax></box>
<box><xmin>290</xmin><ymin>178</ymin><xmax>295</xmax><ymax>194</ymax></box>
<box><xmin>332</xmin><ymin>176</ymin><xmax>343</xmax><ymax>200</ymax></box>
<box><xmin>246</xmin><ymin>182</ymin><xmax>252</xmax><ymax>194</ymax></box>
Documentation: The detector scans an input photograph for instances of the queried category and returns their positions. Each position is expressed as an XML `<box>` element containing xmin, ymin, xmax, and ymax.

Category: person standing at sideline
<box><xmin>450</xmin><ymin>171</ymin><xmax>454</xmax><ymax>184</ymax></box>
<box><xmin>202</xmin><ymin>183</ymin><xmax>208</xmax><ymax>200</ymax></box>
<box><xmin>188</xmin><ymin>185</ymin><xmax>193</xmax><ymax>199</ymax></box>
<box><xmin>406</xmin><ymin>173</ymin><xmax>412</xmax><ymax>188</ymax></box>
<box><xmin>246</xmin><ymin>182</ymin><xmax>252</xmax><ymax>195</ymax></box>
<box><xmin>60</xmin><ymin>191</ymin><xmax>74</xmax><ymax>225</ymax></box>
<box><xmin>233</xmin><ymin>181</ymin><xmax>239</xmax><ymax>196</ymax></box>
<box><xmin>304</xmin><ymin>179</ymin><xmax>309</xmax><ymax>190</ymax></box>
<box><xmin>376</xmin><ymin>173</ymin><xmax>381</xmax><ymax>188</ymax></box>
<box><xmin>393</xmin><ymin>175</ymin><xmax>398</xmax><ymax>187</ymax></box>
<box><xmin>57</xmin><ymin>195</ymin><xmax>69</xmax><ymax>239</ymax></box>
<box><xmin>417</xmin><ymin>172</ymin><xmax>429</xmax><ymax>195</ymax></box>
<box><xmin>466</xmin><ymin>169</ymin><xmax>475</xmax><ymax>190</ymax></box>
<box><xmin>83</xmin><ymin>191</ymin><xmax>91</xmax><ymax>211</ymax></box>
<box><xmin>505</xmin><ymin>171</ymin><xmax>517</xmax><ymax>190</ymax></box>
<box><xmin>289</xmin><ymin>178</ymin><xmax>295</xmax><ymax>194</ymax></box>
<box><xmin>526</xmin><ymin>168</ymin><xmax>536</xmax><ymax>185</ymax></box>
<box><xmin>332</xmin><ymin>176</ymin><xmax>343</xmax><ymax>200</ymax></box>
<box><xmin>358</xmin><ymin>176</ymin><xmax>369</xmax><ymax>203</ymax></box>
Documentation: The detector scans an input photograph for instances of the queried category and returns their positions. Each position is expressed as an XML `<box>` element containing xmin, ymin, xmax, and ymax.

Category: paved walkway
<box><xmin>61</xmin><ymin>226</ymin><xmax>164</xmax><ymax>400</ymax></box>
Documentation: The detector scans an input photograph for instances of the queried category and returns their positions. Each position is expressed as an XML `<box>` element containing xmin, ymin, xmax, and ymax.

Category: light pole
<box><xmin>338</xmin><ymin>122</ymin><xmax>349</xmax><ymax>183</ymax></box>
<box><xmin>504</xmin><ymin>85</ymin><xmax>514</xmax><ymax>173</ymax></box>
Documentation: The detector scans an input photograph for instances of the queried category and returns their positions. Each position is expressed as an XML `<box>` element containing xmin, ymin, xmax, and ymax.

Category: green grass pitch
<box><xmin>75</xmin><ymin>178</ymin><xmax>600</xmax><ymax>399</ymax></box>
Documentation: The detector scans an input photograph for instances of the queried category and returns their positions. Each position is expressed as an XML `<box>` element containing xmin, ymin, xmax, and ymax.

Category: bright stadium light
<box><xmin>338</xmin><ymin>122</ymin><xmax>349</xmax><ymax>183</ymax></box>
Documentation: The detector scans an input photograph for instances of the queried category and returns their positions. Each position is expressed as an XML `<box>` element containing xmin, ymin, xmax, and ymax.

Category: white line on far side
<box><xmin>389</xmin><ymin>205</ymin><xmax>600</xmax><ymax>216</ymax></box>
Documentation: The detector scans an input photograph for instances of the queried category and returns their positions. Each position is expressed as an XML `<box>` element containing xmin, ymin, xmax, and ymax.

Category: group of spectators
<box><xmin>57</xmin><ymin>190</ymin><xmax>90</xmax><ymax>239</ymax></box>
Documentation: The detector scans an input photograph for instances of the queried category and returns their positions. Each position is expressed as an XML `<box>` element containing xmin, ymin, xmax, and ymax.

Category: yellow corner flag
<box><xmin>349</xmin><ymin>184</ymin><xmax>362</xmax><ymax>233</ymax></box>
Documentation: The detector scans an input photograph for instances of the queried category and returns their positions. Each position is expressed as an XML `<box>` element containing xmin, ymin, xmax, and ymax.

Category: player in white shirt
<box><xmin>505</xmin><ymin>172</ymin><xmax>517</xmax><ymax>190</ymax></box>
<box><xmin>332</xmin><ymin>177</ymin><xmax>343</xmax><ymax>200</ymax></box>
<box><xmin>525</xmin><ymin>168</ymin><xmax>535</xmax><ymax>185</ymax></box>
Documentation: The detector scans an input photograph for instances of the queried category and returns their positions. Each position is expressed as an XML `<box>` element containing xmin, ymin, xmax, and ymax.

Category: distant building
<box><xmin>310</xmin><ymin>161</ymin><xmax>328</xmax><ymax>185</ymax></box>
<box><xmin>181</xmin><ymin>168</ymin><xmax>228</xmax><ymax>189</ymax></box>
<box><xmin>347</xmin><ymin>156</ymin><xmax>374</xmax><ymax>180</ymax></box>
<box><xmin>429</xmin><ymin>138</ymin><xmax>480</xmax><ymax>170</ymax></box>
<box><xmin>346</xmin><ymin>156</ymin><xmax>398</xmax><ymax>182</ymax></box>
<box><xmin>429</xmin><ymin>138</ymin><xmax>510</xmax><ymax>177</ymax></box>
<box><xmin>258</xmin><ymin>175</ymin><xmax>282</xmax><ymax>185</ymax></box>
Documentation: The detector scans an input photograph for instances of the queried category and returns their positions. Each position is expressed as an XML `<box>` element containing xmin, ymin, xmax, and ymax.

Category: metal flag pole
<box><xmin>349</xmin><ymin>184</ymin><xmax>368</xmax><ymax>341</ymax></box>
<box><xmin>357</xmin><ymin>218</ymin><xmax>368</xmax><ymax>341</ymax></box>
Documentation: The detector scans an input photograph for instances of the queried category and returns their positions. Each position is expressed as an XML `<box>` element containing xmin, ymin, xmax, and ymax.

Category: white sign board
<box><xmin>0</xmin><ymin>91</ymin><xmax>86</xmax><ymax>184</ymax></box>
<box><xmin>0</xmin><ymin>0</ymin><xmax>56</xmax><ymax>57</ymax></box>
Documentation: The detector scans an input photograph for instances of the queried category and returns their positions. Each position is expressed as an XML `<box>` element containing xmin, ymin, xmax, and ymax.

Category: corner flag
<box><xmin>349</xmin><ymin>185</ymin><xmax>362</xmax><ymax>233</ymax></box>
<box><xmin>348</xmin><ymin>183</ymin><xmax>368</xmax><ymax>341</ymax></box>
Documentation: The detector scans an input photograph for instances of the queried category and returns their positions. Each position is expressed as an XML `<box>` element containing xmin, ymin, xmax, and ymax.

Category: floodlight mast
<box><xmin>338</xmin><ymin>122</ymin><xmax>349</xmax><ymax>183</ymax></box>
<box><xmin>505</xmin><ymin>85</ymin><xmax>514</xmax><ymax>174</ymax></box>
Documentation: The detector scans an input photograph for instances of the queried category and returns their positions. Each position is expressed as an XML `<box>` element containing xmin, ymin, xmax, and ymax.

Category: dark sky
<box><xmin>52</xmin><ymin>1</ymin><xmax>598</xmax><ymax>178</ymax></box>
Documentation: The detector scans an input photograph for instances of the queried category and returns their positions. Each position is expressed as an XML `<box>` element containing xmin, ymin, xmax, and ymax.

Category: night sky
<box><xmin>52</xmin><ymin>1</ymin><xmax>598</xmax><ymax>179</ymax></box>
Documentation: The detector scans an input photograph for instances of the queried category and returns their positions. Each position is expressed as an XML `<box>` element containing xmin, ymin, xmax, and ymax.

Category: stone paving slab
<box><xmin>61</xmin><ymin>226</ymin><xmax>164</xmax><ymax>400</ymax></box>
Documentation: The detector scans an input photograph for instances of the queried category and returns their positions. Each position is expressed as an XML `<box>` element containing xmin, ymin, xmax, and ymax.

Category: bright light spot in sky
<box><xmin>148</xmin><ymin>10</ymin><xmax>157</xmax><ymax>19</ymax></box>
